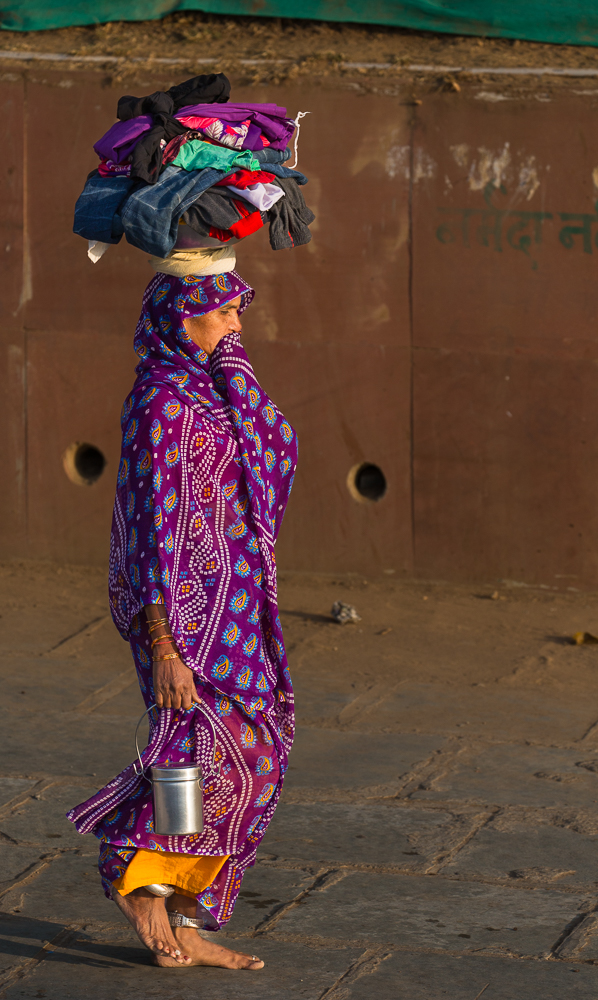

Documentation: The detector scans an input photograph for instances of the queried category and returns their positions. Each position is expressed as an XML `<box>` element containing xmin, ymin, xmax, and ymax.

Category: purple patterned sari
<box><xmin>67</xmin><ymin>270</ymin><xmax>297</xmax><ymax>930</ymax></box>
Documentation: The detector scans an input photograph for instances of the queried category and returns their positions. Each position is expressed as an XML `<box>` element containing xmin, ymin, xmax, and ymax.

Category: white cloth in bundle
<box><xmin>226</xmin><ymin>182</ymin><xmax>285</xmax><ymax>212</ymax></box>
<box><xmin>88</xmin><ymin>240</ymin><xmax>111</xmax><ymax>263</ymax></box>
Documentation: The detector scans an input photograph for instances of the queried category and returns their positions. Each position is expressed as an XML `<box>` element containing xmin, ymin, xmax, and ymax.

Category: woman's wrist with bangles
<box><xmin>151</xmin><ymin>635</ymin><xmax>176</xmax><ymax>648</ymax></box>
<box><xmin>151</xmin><ymin>636</ymin><xmax>180</xmax><ymax>661</ymax></box>
<box><xmin>147</xmin><ymin>616</ymin><xmax>169</xmax><ymax>631</ymax></box>
<box><xmin>144</xmin><ymin>606</ymin><xmax>183</xmax><ymax>661</ymax></box>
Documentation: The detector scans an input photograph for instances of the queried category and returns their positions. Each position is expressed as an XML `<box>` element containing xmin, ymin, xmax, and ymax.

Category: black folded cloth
<box><xmin>183</xmin><ymin>187</ymin><xmax>257</xmax><ymax>239</ymax></box>
<box><xmin>268</xmin><ymin>177</ymin><xmax>315</xmax><ymax>250</ymax></box>
<box><xmin>117</xmin><ymin>73</ymin><xmax>231</xmax><ymax>120</ymax></box>
<box><xmin>117</xmin><ymin>74</ymin><xmax>231</xmax><ymax>185</ymax></box>
<box><xmin>183</xmin><ymin>177</ymin><xmax>315</xmax><ymax>250</ymax></box>
<box><xmin>130</xmin><ymin>115</ymin><xmax>187</xmax><ymax>186</ymax></box>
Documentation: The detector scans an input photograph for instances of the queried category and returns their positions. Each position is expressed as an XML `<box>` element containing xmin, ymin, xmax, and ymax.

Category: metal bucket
<box><xmin>134</xmin><ymin>704</ymin><xmax>218</xmax><ymax>836</ymax></box>
<box><xmin>151</xmin><ymin>764</ymin><xmax>203</xmax><ymax>835</ymax></box>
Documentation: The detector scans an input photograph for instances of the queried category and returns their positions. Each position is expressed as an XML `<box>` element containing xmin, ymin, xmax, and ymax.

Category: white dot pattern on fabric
<box><xmin>84</xmin><ymin>269</ymin><xmax>299</xmax><ymax>931</ymax></box>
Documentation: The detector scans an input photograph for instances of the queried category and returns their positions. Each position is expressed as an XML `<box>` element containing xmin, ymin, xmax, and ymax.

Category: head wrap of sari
<box><xmin>134</xmin><ymin>269</ymin><xmax>254</xmax><ymax>375</ymax></box>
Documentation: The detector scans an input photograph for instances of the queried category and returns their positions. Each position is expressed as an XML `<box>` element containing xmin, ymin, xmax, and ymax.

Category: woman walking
<box><xmin>68</xmin><ymin>265</ymin><xmax>297</xmax><ymax>969</ymax></box>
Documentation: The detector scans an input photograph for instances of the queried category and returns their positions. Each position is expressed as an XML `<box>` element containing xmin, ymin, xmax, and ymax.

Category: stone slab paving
<box><xmin>411</xmin><ymin>744</ymin><xmax>598</xmax><ymax>809</ymax></box>
<box><xmin>271</xmin><ymin>870</ymin><xmax>588</xmax><ymax>956</ymax></box>
<box><xmin>361</xmin><ymin>682</ymin><xmax>598</xmax><ymax>743</ymax></box>
<box><xmin>0</xmin><ymin>787</ymin><xmax>99</xmax><ymax>850</ymax></box>
<box><xmin>2</xmin><ymin>565</ymin><xmax>598</xmax><ymax>997</ymax></box>
<box><xmin>0</xmin><ymin>784</ymin><xmax>37</xmax><ymax>810</ymax></box>
<box><xmin>260</xmin><ymin>801</ymin><xmax>454</xmax><ymax>866</ymax></box>
<box><xmin>440</xmin><ymin>823</ymin><xmax>598</xmax><ymax>891</ymax></box>
<box><xmin>287</xmin><ymin>681</ymin><xmax>355</xmax><ymax>727</ymax></box>
<box><xmin>339</xmin><ymin>952</ymin><xmax>598</xmax><ymax>1000</ymax></box>
<box><xmin>1</xmin><ymin>933</ymin><xmax>357</xmax><ymax>999</ymax></box>
<box><xmin>285</xmin><ymin>727</ymin><xmax>446</xmax><ymax>791</ymax></box>
<box><xmin>0</xmin><ymin>712</ymin><xmax>139</xmax><ymax>781</ymax></box>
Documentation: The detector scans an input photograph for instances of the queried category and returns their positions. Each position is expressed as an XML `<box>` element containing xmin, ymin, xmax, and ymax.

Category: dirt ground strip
<box><xmin>1</xmin><ymin>11</ymin><xmax>598</xmax><ymax>100</ymax></box>
<box><xmin>3</xmin><ymin>12</ymin><xmax>598</xmax><ymax>69</ymax></box>
<box><xmin>1</xmin><ymin>561</ymin><xmax>598</xmax><ymax>997</ymax></box>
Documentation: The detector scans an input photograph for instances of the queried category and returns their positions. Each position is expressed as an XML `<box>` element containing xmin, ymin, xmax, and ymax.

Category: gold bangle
<box><xmin>151</xmin><ymin>636</ymin><xmax>175</xmax><ymax>648</ymax></box>
<box><xmin>148</xmin><ymin>617</ymin><xmax>170</xmax><ymax>632</ymax></box>
<box><xmin>152</xmin><ymin>652</ymin><xmax>180</xmax><ymax>661</ymax></box>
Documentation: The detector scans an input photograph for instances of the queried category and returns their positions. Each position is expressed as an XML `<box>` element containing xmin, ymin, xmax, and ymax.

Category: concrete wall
<box><xmin>2</xmin><ymin>70</ymin><xmax>598</xmax><ymax>587</ymax></box>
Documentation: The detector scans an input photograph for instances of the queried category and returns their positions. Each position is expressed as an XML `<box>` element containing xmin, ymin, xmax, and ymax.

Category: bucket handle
<box><xmin>134</xmin><ymin>702</ymin><xmax>219</xmax><ymax>785</ymax></box>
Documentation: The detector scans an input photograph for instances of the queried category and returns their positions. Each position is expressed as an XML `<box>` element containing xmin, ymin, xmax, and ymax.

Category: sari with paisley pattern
<box><xmin>67</xmin><ymin>269</ymin><xmax>297</xmax><ymax>931</ymax></box>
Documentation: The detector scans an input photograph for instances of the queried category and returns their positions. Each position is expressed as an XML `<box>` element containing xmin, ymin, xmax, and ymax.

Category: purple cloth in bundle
<box><xmin>244</xmin><ymin>122</ymin><xmax>264</xmax><ymax>151</ymax></box>
<box><xmin>175</xmin><ymin>102</ymin><xmax>295</xmax><ymax>150</ymax></box>
<box><xmin>94</xmin><ymin>115</ymin><xmax>153</xmax><ymax>163</ymax></box>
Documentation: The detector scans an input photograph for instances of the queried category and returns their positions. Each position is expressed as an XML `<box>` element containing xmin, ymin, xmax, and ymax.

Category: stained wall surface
<box><xmin>1</xmin><ymin>71</ymin><xmax>597</xmax><ymax>587</ymax></box>
<box><xmin>412</xmin><ymin>96</ymin><xmax>598</xmax><ymax>588</ymax></box>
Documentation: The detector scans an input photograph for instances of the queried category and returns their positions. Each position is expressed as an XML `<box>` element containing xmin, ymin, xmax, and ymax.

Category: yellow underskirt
<box><xmin>113</xmin><ymin>849</ymin><xmax>230</xmax><ymax>900</ymax></box>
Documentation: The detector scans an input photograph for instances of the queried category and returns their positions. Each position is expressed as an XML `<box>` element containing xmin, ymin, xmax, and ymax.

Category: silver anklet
<box><xmin>168</xmin><ymin>911</ymin><xmax>204</xmax><ymax>929</ymax></box>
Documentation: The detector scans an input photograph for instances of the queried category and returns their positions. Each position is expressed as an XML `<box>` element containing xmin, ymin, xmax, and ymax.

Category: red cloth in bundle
<box><xmin>209</xmin><ymin>198</ymin><xmax>265</xmax><ymax>241</ymax></box>
<box><xmin>214</xmin><ymin>169</ymin><xmax>276</xmax><ymax>189</ymax></box>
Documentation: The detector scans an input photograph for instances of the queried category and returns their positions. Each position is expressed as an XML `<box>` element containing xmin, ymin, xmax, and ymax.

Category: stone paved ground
<box><xmin>2</xmin><ymin>562</ymin><xmax>598</xmax><ymax>998</ymax></box>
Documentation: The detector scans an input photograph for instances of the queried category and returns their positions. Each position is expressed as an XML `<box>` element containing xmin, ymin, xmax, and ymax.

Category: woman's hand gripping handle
<box><xmin>144</xmin><ymin>605</ymin><xmax>201</xmax><ymax>711</ymax></box>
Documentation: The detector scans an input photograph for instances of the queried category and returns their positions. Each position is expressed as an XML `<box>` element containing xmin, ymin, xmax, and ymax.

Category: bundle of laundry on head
<box><xmin>73</xmin><ymin>72</ymin><xmax>315</xmax><ymax>268</ymax></box>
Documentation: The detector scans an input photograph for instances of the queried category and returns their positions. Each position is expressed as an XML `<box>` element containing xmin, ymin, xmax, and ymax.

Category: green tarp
<box><xmin>1</xmin><ymin>0</ymin><xmax>598</xmax><ymax>47</ymax></box>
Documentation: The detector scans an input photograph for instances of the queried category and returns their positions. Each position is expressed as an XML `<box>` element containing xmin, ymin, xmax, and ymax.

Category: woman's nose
<box><xmin>230</xmin><ymin>313</ymin><xmax>242</xmax><ymax>332</ymax></box>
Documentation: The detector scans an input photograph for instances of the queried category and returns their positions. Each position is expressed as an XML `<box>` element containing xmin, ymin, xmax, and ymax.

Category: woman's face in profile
<box><xmin>183</xmin><ymin>296</ymin><xmax>243</xmax><ymax>355</ymax></box>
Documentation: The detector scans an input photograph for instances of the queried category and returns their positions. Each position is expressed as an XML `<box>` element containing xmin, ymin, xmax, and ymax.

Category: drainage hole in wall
<box><xmin>347</xmin><ymin>462</ymin><xmax>387</xmax><ymax>503</ymax></box>
<box><xmin>63</xmin><ymin>442</ymin><xmax>106</xmax><ymax>486</ymax></box>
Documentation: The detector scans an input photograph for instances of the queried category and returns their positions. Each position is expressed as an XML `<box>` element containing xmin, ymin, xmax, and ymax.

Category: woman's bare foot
<box><xmin>113</xmin><ymin>887</ymin><xmax>191</xmax><ymax>964</ymax></box>
<box><xmin>152</xmin><ymin>892</ymin><xmax>263</xmax><ymax>970</ymax></box>
<box><xmin>153</xmin><ymin>927</ymin><xmax>264</xmax><ymax>969</ymax></box>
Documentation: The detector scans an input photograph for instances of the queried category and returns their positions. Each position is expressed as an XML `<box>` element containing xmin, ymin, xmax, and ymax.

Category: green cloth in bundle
<box><xmin>172</xmin><ymin>142</ymin><xmax>261</xmax><ymax>174</ymax></box>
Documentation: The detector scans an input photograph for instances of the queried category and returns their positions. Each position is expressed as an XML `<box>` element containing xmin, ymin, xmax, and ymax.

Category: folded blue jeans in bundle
<box><xmin>73</xmin><ymin>147</ymin><xmax>307</xmax><ymax>257</ymax></box>
<box><xmin>73</xmin><ymin>174</ymin><xmax>138</xmax><ymax>244</ymax></box>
